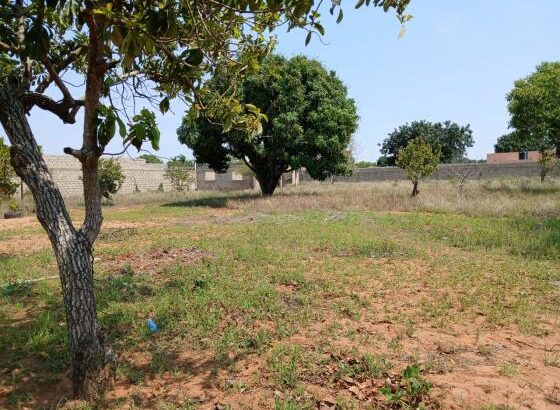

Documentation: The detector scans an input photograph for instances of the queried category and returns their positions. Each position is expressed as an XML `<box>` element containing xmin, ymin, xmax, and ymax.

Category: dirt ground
<box><xmin>1</xmin><ymin>194</ymin><xmax>560</xmax><ymax>409</ymax></box>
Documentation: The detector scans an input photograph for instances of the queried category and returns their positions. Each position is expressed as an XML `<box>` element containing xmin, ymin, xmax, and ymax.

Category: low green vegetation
<box><xmin>98</xmin><ymin>158</ymin><xmax>125</xmax><ymax>201</ymax></box>
<box><xmin>1</xmin><ymin>180</ymin><xmax>559</xmax><ymax>408</ymax></box>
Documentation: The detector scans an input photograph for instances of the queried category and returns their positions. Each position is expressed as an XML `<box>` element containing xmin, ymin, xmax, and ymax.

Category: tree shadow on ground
<box><xmin>162</xmin><ymin>189</ymin><xmax>323</xmax><ymax>209</ymax></box>
<box><xmin>0</xmin><ymin>290</ymin><xmax>72</xmax><ymax>409</ymax></box>
<box><xmin>105</xmin><ymin>349</ymin><xmax>244</xmax><ymax>408</ymax></box>
<box><xmin>162</xmin><ymin>192</ymin><xmax>259</xmax><ymax>208</ymax></box>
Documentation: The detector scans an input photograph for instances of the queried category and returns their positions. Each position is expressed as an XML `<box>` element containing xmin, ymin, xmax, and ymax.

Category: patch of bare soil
<box><xmin>294</xmin><ymin>308</ymin><xmax>560</xmax><ymax>409</ymax></box>
<box><xmin>99</xmin><ymin>247</ymin><xmax>214</xmax><ymax>276</ymax></box>
<box><xmin>0</xmin><ymin>234</ymin><xmax>50</xmax><ymax>256</ymax></box>
<box><xmin>0</xmin><ymin>215</ymin><xmax>39</xmax><ymax>230</ymax></box>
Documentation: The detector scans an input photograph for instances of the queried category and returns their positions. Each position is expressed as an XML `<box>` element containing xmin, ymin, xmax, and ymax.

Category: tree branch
<box><xmin>79</xmin><ymin>0</ymin><xmax>106</xmax><ymax>243</ymax></box>
<box><xmin>20</xmin><ymin>92</ymin><xmax>85</xmax><ymax>124</ymax></box>
<box><xmin>36</xmin><ymin>47</ymin><xmax>84</xmax><ymax>94</ymax></box>
<box><xmin>63</xmin><ymin>147</ymin><xmax>86</xmax><ymax>161</ymax></box>
<box><xmin>0</xmin><ymin>40</ymin><xmax>16</xmax><ymax>53</ymax></box>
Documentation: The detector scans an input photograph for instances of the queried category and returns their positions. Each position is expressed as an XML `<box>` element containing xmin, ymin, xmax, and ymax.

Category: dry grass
<box><xmin>10</xmin><ymin>177</ymin><xmax>560</xmax><ymax>219</ymax></box>
<box><xmin>234</xmin><ymin>178</ymin><xmax>560</xmax><ymax>218</ymax></box>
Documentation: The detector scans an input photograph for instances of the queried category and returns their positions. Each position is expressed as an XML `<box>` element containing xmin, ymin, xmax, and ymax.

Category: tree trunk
<box><xmin>0</xmin><ymin>79</ymin><xmax>114</xmax><ymax>399</ymax></box>
<box><xmin>257</xmin><ymin>173</ymin><xmax>281</xmax><ymax>196</ymax></box>
<box><xmin>412</xmin><ymin>180</ymin><xmax>419</xmax><ymax>197</ymax></box>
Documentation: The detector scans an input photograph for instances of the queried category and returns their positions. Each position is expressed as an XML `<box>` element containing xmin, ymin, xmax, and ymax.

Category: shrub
<box><xmin>98</xmin><ymin>159</ymin><xmax>125</xmax><ymax>201</ymax></box>
<box><xmin>0</xmin><ymin>137</ymin><xmax>18</xmax><ymax>198</ymax></box>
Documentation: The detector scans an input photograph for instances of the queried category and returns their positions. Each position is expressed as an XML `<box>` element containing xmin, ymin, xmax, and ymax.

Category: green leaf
<box><xmin>185</xmin><ymin>48</ymin><xmax>204</xmax><ymax>66</ymax></box>
<box><xmin>245</xmin><ymin>103</ymin><xmax>259</xmax><ymax>114</ymax></box>
<box><xmin>131</xmin><ymin>137</ymin><xmax>142</xmax><ymax>151</ymax></box>
<box><xmin>116</xmin><ymin>116</ymin><xmax>127</xmax><ymax>138</ymax></box>
<box><xmin>337</xmin><ymin>9</ymin><xmax>344</xmax><ymax>24</ymax></box>
<box><xmin>159</xmin><ymin>97</ymin><xmax>170</xmax><ymax>114</ymax></box>
<box><xmin>223</xmin><ymin>118</ymin><xmax>233</xmax><ymax>133</ymax></box>
<box><xmin>355</xmin><ymin>0</ymin><xmax>366</xmax><ymax>9</ymax></box>
<box><xmin>149</xmin><ymin>129</ymin><xmax>160</xmax><ymax>150</ymax></box>
<box><xmin>24</xmin><ymin>22</ymin><xmax>51</xmax><ymax>61</ymax></box>
<box><xmin>305</xmin><ymin>32</ymin><xmax>312</xmax><ymax>46</ymax></box>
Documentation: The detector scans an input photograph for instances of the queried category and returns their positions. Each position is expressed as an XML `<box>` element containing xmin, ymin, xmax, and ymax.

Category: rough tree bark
<box><xmin>0</xmin><ymin>79</ymin><xmax>115</xmax><ymax>398</ymax></box>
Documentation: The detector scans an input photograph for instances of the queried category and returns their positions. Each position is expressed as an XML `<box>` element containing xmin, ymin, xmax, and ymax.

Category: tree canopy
<box><xmin>168</xmin><ymin>154</ymin><xmax>195</xmax><ymax>168</ymax></box>
<box><xmin>355</xmin><ymin>160</ymin><xmax>377</xmax><ymax>168</ymax></box>
<box><xmin>494</xmin><ymin>131</ymin><xmax>541</xmax><ymax>153</ymax></box>
<box><xmin>397</xmin><ymin>137</ymin><xmax>439</xmax><ymax>196</ymax></box>
<box><xmin>506</xmin><ymin>62</ymin><xmax>560</xmax><ymax>154</ymax></box>
<box><xmin>178</xmin><ymin>54</ymin><xmax>359</xmax><ymax>195</ymax></box>
<box><xmin>138</xmin><ymin>154</ymin><xmax>163</xmax><ymax>164</ymax></box>
<box><xmin>380</xmin><ymin>120</ymin><xmax>474</xmax><ymax>165</ymax></box>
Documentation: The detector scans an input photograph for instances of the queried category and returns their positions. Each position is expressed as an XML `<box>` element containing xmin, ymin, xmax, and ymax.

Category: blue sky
<box><xmin>25</xmin><ymin>0</ymin><xmax>560</xmax><ymax>161</ymax></box>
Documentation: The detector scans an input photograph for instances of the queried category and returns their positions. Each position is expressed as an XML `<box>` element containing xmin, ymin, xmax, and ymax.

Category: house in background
<box><xmin>486</xmin><ymin>151</ymin><xmax>541</xmax><ymax>164</ymax></box>
<box><xmin>196</xmin><ymin>163</ymin><xmax>299</xmax><ymax>191</ymax></box>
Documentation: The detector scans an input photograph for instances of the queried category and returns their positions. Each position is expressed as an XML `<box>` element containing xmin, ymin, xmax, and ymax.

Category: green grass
<box><xmin>1</xmin><ymin>182</ymin><xmax>559</xmax><ymax>408</ymax></box>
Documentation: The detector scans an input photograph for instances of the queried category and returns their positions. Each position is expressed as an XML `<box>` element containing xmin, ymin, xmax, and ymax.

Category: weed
<box><xmin>499</xmin><ymin>362</ymin><xmax>519</xmax><ymax>378</ymax></box>
<box><xmin>269</xmin><ymin>345</ymin><xmax>303</xmax><ymax>389</ymax></box>
<box><xmin>544</xmin><ymin>347</ymin><xmax>560</xmax><ymax>367</ymax></box>
<box><xmin>404</xmin><ymin>319</ymin><xmax>415</xmax><ymax>338</ymax></box>
<box><xmin>362</xmin><ymin>354</ymin><xmax>393</xmax><ymax>378</ymax></box>
<box><xmin>380</xmin><ymin>364</ymin><xmax>432</xmax><ymax>408</ymax></box>
<box><xmin>273</xmin><ymin>396</ymin><xmax>314</xmax><ymax>410</ymax></box>
<box><xmin>388</xmin><ymin>336</ymin><xmax>403</xmax><ymax>351</ymax></box>
<box><xmin>2</xmin><ymin>281</ymin><xmax>33</xmax><ymax>297</ymax></box>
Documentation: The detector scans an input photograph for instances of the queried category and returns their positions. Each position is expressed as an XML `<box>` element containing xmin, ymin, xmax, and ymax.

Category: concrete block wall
<box><xmin>17</xmin><ymin>158</ymin><xmax>556</xmax><ymax>199</ymax></box>
<box><xmin>300</xmin><ymin>162</ymin><xmax>560</xmax><ymax>183</ymax></box>
<box><xmin>196</xmin><ymin>164</ymin><xmax>255</xmax><ymax>191</ymax></box>
<box><xmin>19</xmin><ymin>155</ymin><xmax>179</xmax><ymax>198</ymax></box>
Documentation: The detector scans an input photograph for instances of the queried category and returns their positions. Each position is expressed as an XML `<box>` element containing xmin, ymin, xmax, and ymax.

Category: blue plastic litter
<box><xmin>146</xmin><ymin>318</ymin><xmax>158</xmax><ymax>333</ymax></box>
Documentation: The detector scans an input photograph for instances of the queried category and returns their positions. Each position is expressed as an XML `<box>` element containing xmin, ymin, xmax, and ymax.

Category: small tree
<box><xmin>98</xmin><ymin>159</ymin><xmax>124</xmax><ymax>201</ymax></box>
<box><xmin>164</xmin><ymin>162</ymin><xmax>194</xmax><ymax>192</ymax></box>
<box><xmin>447</xmin><ymin>164</ymin><xmax>480</xmax><ymax>195</ymax></box>
<box><xmin>538</xmin><ymin>150</ymin><xmax>558</xmax><ymax>183</ymax></box>
<box><xmin>397</xmin><ymin>138</ymin><xmax>440</xmax><ymax>197</ymax></box>
<box><xmin>0</xmin><ymin>137</ymin><xmax>18</xmax><ymax>197</ymax></box>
